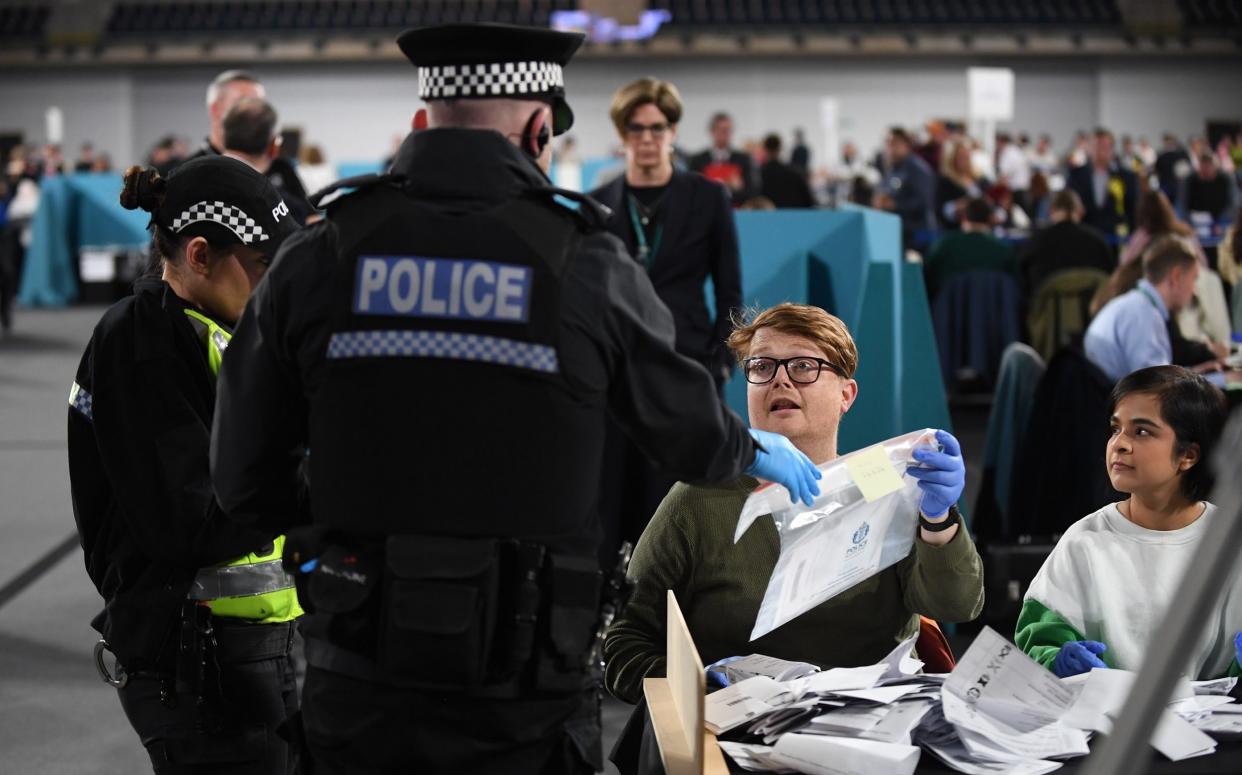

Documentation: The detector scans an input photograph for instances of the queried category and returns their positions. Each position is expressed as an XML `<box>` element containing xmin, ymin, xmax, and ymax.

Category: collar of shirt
<box><xmin>1135</xmin><ymin>278</ymin><xmax>1169</xmax><ymax>320</ymax></box>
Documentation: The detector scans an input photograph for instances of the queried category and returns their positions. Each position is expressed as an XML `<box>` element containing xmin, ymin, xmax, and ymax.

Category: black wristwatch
<box><xmin>919</xmin><ymin>505</ymin><xmax>961</xmax><ymax>533</ymax></box>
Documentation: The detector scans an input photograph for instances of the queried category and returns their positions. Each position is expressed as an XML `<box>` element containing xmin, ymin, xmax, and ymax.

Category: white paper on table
<box><xmin>792</xmin><ymin>664</ymin><xmax>888</xmax><ymax>697</ymax></box>
<box><xmin>1198</xmin><ymin>701</ymin><xmax>1242</xmax><ymax>714</ymax></box>
<box><xmin>1062</xmin><ymin>669</ymin><xmax>1195</xmax><ymax>732</ymax></box>
<box><xmin>828</xmin><ymin>684</ymin><xmax>926</xmax><ymax>705</ymax></box>
<box><xmin>806</xmin><ymin>705</ymin><xmax>890</xmax><ymax>736</ymax></box>
<box><xmin>1151</xmin><ymin>710</ymin><xmax>1217</xmax><ymax>761</ymax></box>
<box><xmin>876</xmin><ymin>634</ymin><xmax>925</xmax><ymax>684</ymax></box>
<box><xmin>1169</xmin><ymin>695</ymin><xmax>1236</xmax><ymax>716</ymax></box>
<box><xmin>740</xmin><ymin>430</ymin><xmax>937</xmax><ymax>640</ymax></box>
<box><xmin>1192</xmin><ymin>676</ymin><xmax>1239</xmax><ymax>695</ymax></box>
<box><xmin>1061</xmin><ymin>669</ymin><xmax>1136</xmax><ymax>732</ymax></box>
<box><xmin>859</xmin><ymin>700</ymin><xmax>934</xmax><ymax>745</ymax></box>
<box><xmin>770</xmin><ymin>733</ymin><xmax>921</xmax><ymax>775</ymax></box>
<box><xmin>921</xmin><ymin>739</ymin><xmax>1063</xmax><ymax>775</ymax></box>
<box><xmin>704</xmin><ymin>676</ymin><xmax>796</xmax><ymax>734</ymax></box>
<box><xmin>945</xmin><ymin>627</ymin><xmax>1078</xmax><ymax>732</ymax></box>
<box><xmin>942</xmin><ymin>692</ymin><xmax>1091</xmax><ymax>761</ymax></box>
<box><xmin>717</xmin><ymin>741</ymin><xmax>796</xmax><ymax>773</ymax></box>
<box><xmin>725</xmin><ymin>653</ymin><xmax>820</xmax><ymax>684</ymax></box>
<box><xmin>1192</xmin><ymin>714</ymin><xmax>1242</xmax><ymax>735</ymax></box>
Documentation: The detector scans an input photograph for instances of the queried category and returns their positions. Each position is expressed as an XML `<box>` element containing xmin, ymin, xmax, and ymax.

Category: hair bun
<box><xmin>119</xmin><ymin>165</ymin><xmax>167</xmax><ymax>214</ymax></box>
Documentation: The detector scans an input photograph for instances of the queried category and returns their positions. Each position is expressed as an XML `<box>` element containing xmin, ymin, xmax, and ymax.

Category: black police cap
<box><xmin>147</xmin><ymin>156</ymin><xmax>299</xmax><ymax>257</ymax></box>
<box><xmin>397</xmin><ymin>23</ymin><xmax>585</xmax><ymax>135</ymax></box>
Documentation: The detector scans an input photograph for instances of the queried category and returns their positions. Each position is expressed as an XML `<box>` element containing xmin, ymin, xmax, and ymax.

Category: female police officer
<box><xmin>67</xmin><ymin>155</ymin><xmax>301</xmax><ymax>774</ymax></box>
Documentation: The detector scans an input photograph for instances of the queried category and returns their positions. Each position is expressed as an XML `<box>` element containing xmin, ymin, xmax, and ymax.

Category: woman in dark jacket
<box><xmin>589</xmin><ymin>77</ymin><xmax>744</xmax><ymax>559</ymax></box>
<box><xmin>68</xmin><ymin>157</ymin><xmax>302</xmax><ymax>774</ymax></box>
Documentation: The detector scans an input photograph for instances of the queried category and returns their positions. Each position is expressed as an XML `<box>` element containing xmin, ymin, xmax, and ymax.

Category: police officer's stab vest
<box><xmin>309</xmin><ymin>181</ymin><xmax>601</xmax><ymax>549</ymax></box>
<box><xmin>183</xmin><ymin>309</ymin><xmax>303</xmax><ymax>623</ymax></box>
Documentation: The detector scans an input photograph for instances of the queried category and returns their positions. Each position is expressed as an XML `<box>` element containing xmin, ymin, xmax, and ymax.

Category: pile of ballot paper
<box><xmin>703</xmin><ymin>627</ymin><xmax>1241</xmax><ymax>774</ymax></box>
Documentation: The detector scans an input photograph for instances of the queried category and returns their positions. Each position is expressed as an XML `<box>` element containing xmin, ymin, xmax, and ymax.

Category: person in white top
<box><xmin>1016</xmin><ymin>365</ymin><xmax>1240</xmax><ymax>680</ymax></box>
<box><xmin>997</xmin><ymin>132</ymin><xmax>1032</xmax><ymax>196</ymax></box>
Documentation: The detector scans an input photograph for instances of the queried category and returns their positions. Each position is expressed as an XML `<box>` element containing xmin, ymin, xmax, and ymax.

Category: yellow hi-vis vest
<box><xmin>184</xmin><ymin>308</ymin><xmax>303</xmax><ymax>624</ymax></box>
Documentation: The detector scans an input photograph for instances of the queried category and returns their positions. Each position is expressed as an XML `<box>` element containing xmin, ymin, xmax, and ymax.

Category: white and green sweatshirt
<box><xmin>1016</xmin><ymin>502</ymin><xmax>1242</xmax><ymax>680</ymax></box>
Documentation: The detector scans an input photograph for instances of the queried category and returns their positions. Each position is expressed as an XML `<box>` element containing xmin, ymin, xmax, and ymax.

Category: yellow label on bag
<box><xmin>845</xmin><ymin>444</ymin><xmax>906</xmax><ymax>503</ymax></box>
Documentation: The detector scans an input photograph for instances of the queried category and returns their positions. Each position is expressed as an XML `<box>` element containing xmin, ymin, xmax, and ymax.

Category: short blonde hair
<box><xmin>727</xmin><ymin>303</ymin><xmax>859</xmax><ymax>378</ymax></box>
<box><xmin>609</xmin><ymin>78</ymin><xmax>684</xmax><ymax>135</ymax></box>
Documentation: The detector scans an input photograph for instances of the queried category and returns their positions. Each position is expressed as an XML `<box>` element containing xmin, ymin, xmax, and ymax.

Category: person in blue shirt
<box><xmin>1084</xmin><ymin>234</ymin><xmax>1234</xmax><ymax>388</ymax></box>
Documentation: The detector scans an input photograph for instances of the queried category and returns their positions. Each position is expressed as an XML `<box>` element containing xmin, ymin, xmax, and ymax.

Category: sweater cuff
<box><xmin>914</xmin><ymin>516</ymin><xmax>976</xmax><ymax>568</ymax></box>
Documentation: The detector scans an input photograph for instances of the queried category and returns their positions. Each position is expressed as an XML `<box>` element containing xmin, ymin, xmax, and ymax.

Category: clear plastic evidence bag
<box><xmin>736</xmin><ymin>429</ymin><xmax>939</xmax><ymax>641</ymax></box>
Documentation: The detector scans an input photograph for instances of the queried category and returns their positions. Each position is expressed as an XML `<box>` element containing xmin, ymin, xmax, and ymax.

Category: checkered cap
<box><xmin>419</xmin><ymin>61</ymin><xmax>564</xmax><ymax>100</ymax></box>
<box><xmin>171</xmin><ymin>200</ymin><xmax>268</xmax><ymax>245</ymax></box>
<box><xmin>152</xmin><ymin>155</ymin><xmax>298</xmax><ymax>256</ymax></box>
<box><xmin>327</xmin><ymin>330</ymin><xmax>559</xmax><ymax>374</ymax></box>
<box><xmin>398</xmin><ymin>23</ymin><xmax>585</xmax><ymax>134</ymax></box>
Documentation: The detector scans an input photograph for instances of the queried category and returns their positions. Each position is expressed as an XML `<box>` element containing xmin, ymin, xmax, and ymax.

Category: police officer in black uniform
<box><xmin>210</xmin><ymin>23</ymin><xmax>822</xmax><ymax>775</ymax></box>
<box><xmin>68</xmin><ymin>156</ymin><xmax>302</xmax><ymax>774</ymax></box>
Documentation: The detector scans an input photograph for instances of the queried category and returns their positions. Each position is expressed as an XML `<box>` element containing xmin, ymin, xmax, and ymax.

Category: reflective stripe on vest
<box><xmin>69</xmin><ymin>381</ymin><xmax>93</xmax><ymax>420</ymax></box>
<box><xmin>181</xmin><ymin>310</ymin><xmax>303</xmax><ymax>623</ymax></box>
<box><xmin>190</xmin><ymin>535</ymin><xmax>303</xmax><ymax>623</ymax></box>
<box><xmin>183</xmin><ymin>308</ymin><xmax>231</xmax><ymax>377</ymax></box>
<box><xmin>326</xmin><ymin>329</ymin><xmax>560</xmax><ymax>373</ymax></box>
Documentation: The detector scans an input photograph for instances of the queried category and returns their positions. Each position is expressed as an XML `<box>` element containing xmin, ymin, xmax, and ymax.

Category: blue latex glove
<box><xmin>745</xmin><ymin>429</ymin><xmax>822</xmax><ymax>507</ymax></box>
<box><xmin>905</xmin><ymin>429</ymin><xmax>966</xmax><ymax>518</ymax></box>
<box><xmin>1234</xmin><ymin>632</ymin><xmax>1242</xmax><ymax>668</ymax></box>
<box><xmin>706</xmin><ymin>656</ymin><xmax>744</xmax><ymax>689</ymax></box>
<box><xmin>1052</xmin><ymin>640</ymin><xmax>1109</xmax><ymax>678</ymax></box>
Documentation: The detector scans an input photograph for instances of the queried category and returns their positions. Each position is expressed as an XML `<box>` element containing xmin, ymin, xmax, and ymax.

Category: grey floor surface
<box><xmin>0</xmin><ymin>305</ymin><xmax>985</xmax><ymax>773</ymax></box>
<box><xmin>0</xmin><ymin>305</ymin><xmax>636</xmax><ymax>774</ymax></box>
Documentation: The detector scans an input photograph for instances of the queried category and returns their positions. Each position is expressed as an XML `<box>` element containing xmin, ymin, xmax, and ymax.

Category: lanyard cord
<box><xmin>1137</xmin><ymin>285</ymin><xmax>1165</xmax><ymax>317</ymax></box>
<box><xmin>626</xmin><ymin>193</ymin><xmax>664</xmax><ymax>270</ymax></box>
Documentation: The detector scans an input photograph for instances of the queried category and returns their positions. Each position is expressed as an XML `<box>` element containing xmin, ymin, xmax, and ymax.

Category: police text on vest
<box><xmin>354</xmin><ymin>256</ymin><xmax>531</xmax><ymax>322</ymax></box>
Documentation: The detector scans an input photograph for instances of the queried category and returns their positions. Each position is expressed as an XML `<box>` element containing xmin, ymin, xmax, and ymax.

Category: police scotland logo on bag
<box><xmin>846</xmin><ymin>521</ymin><xmax>871</xmax><ymax>558</ymax></box>
<box><xmin>353</xmin><ymin>255</ymin><xmax>531</xmax><ymax>322</ymax></box>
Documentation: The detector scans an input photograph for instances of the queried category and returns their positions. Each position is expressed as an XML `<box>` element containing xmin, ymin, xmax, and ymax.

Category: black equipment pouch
<box><xmin>306</xmin><ymin>544</ymin><xmax>381</xmax><ymax>615</ymax></box>
<box><xmin>536</xmin><ymin>554</ymin><xmax>602</xmax><ymax>694</ymax></box>
<box><xmin>378</xmin><ymin>535</ymin><xmax>503</xmax><ymax>689</ymax></box>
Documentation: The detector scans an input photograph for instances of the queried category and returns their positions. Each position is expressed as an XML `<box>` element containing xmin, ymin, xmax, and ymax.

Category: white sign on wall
<box><xmin>819</xmin><ymin>97</ymin><xmax>840</xmax><ymax>167</ymax></box>
<box><xmin>967</xmin><ymin>68</ymin><xmax>1014</xmax><ymax>122</ymax></box>
<box><xmin>46</xmin><ymin>106</ymin><xmax>64</xmax><ymax>145</ymax></box>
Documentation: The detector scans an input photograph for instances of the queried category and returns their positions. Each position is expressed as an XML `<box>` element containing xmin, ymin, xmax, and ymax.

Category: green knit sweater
<box><xmin>603</xmin><ymin>476</ymin><xmax>985</xmax><ymax>704</ymax></box>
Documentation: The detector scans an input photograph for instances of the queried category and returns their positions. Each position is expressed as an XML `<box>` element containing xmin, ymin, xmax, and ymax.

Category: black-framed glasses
<box><xmin>624</xmin><ymin>121</ymin><xmax>670</xmax><ymax>139</ymax></box>
<box><xmin>742</xmin><ymin>356</ymin><xmax>841</xmax><ymax>385</ymax></box>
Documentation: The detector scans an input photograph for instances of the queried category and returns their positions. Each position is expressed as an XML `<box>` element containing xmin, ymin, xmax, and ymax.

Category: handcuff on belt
<box><xmin>93</xmin><ymin>639</ymin><xmax>128</xmax><ymax>688</ymax></box>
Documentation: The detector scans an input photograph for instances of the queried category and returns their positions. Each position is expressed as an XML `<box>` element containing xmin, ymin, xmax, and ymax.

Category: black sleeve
<box><xmin>561</xmin><ymin>232</ymin><xmax>755</xmax><ymax>483</ymax></box>
<box><xmin>742</xmin><ymin>155</ymin><xmax>760</xmax><ymax>202</ymax></box>
<box><xmin>708</xmin><ymin>181</ymin><xmax>744</xmax><ymax>377</ymax></box>
<box><xmin>212</xmin><ymin>223</ymin><xmax>336</xmax><ymax>533</ymax></box>
<box><xmin>88</xmin><ymin>321</ymin><xmax>272</xmax><ymax>567</ymax></box>
<box><xmin>1168</xmin><ymin>319</ymin><xmax>1217</xmax><ymax>368</ymax></box>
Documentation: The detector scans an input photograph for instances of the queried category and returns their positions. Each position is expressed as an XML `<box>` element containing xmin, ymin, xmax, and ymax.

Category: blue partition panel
<box><xmin>724</xmin><ymin>208</ymin><xmax>951</xmax><ymax>454</ymax></box>
<box><xmin>18</xmin><ymin>173</ymin><xmax>150</xmax><ymax>307</ymax></box>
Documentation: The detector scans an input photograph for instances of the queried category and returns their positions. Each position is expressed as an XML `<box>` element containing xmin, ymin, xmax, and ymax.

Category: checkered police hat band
<box><xmin>418</xmin><ymin>61</ymin><xmax>564</xmax><ymax>100</ymax></box>
<box><xmin>170</xmin><ymin>200</ymin><xmax>268</xmax><ymax>244</ymax></box>
<box><xmin>326</xmin><ymin>330</ymin><xmax>559</xmax><ymax>374</ymax></box>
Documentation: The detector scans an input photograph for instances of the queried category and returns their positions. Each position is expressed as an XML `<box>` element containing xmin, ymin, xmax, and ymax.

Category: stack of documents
<box><xmin>704</xmin><ymin>627</ymin><xmax>1241</xmax><ymax>774</ymax></box>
